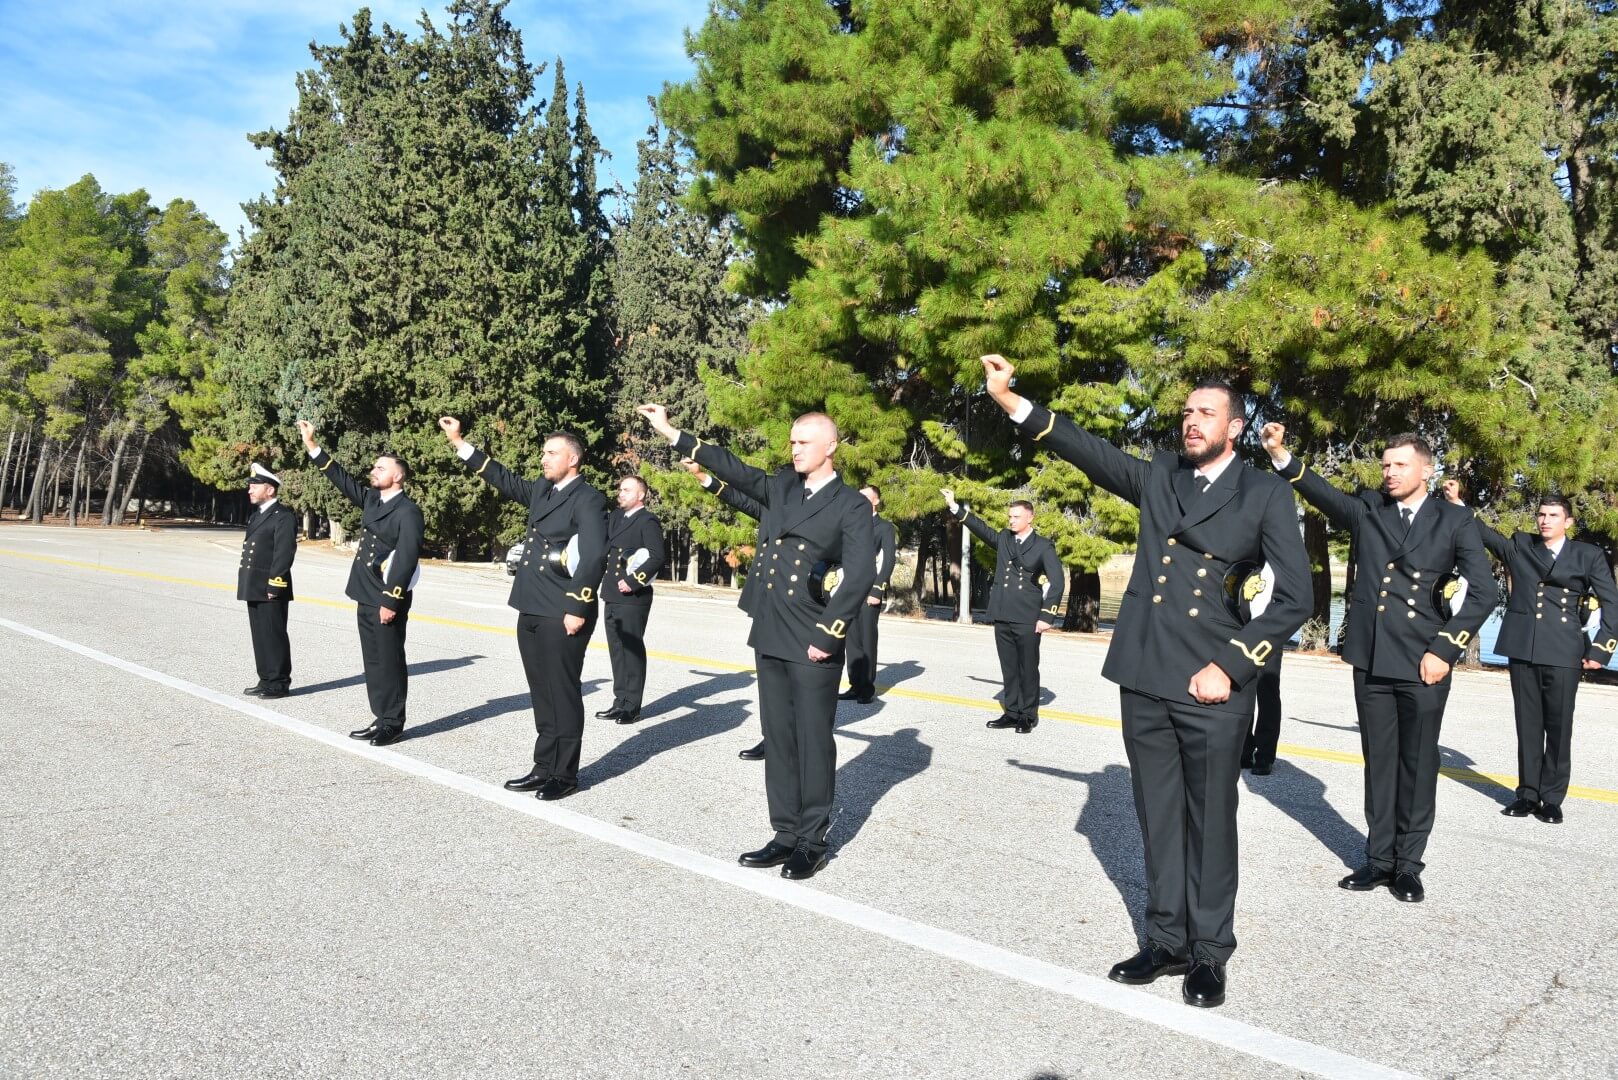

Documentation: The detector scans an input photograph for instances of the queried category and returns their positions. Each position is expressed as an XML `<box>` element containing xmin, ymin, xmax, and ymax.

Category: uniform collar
<box><xmin>1194</xmin><ymin>451</ymin><xmax>1236</xmax><ymax>487</ymax></box>
<box><xmin>258</xmin><ymin>498</ymin><xmax>278</xmax><ymax>513</ymax></box>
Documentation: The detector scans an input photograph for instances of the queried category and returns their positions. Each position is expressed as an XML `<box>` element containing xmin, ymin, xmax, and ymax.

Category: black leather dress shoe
<box><xmin>594</xmin><ymin>706</ymin><xmax>621</xmax><ymax>719</ymax></box>
<box><xmin>349</xmin><ymin>724</ymin><xmax>381</xmax><ymax>741</ymax></box>
<box><xmin>243</xmin><ymin>685</ymin><xmax>267</xmax><ymax>696</ymax></box>
<box><xmin>259</xmin><ymin>687</ymin><xmax>289</xmax><ymax>700</ymax></box>
<box><xmin>838</xmin><ymin>689</ymin><xmax>874</xmax><ymax>704</ymax></box>
<box><xmin>1249</xmin><ymin>760</ymin><xmax>1273</xmax><ymax>776</ymax></box>
<box><xmin>1391</xmin><ymin>870</ymin><xmax>1424</xmax><ymax>902</ymax></box>
<box><xmin>781</xmin><ymin>847</ymin><xmax>828</xmax><ymax>880</ymax></box>
<box><xmin>986</xmin><ymin>715</ymin><xmax>1019</xmax><ymax>729</ymax></box>
<box><xmin>1182</xmin><ymin>960</ymin><xmax>1227</xmax><ymax>1008</ymax></box>
<box><xmin>536</xmin><ymin>778</ymin><xmax>578</xmax><ymax>801</ymax></box>
<box><xmin>1014</xmin><ymin>717</ymin><xmax>1039</xmax><ymax>734</ymax></box>
<box><xmin>1501</xmin><ymin>797</ymin><xmax>1538</xmax><ymax>817</ymax></box>
<box><xmin>613</xmin><ymin>710</ymin><xmax>642</xmax><ymax>725</ymax></box>
<box><xmin>369</xmin><ymin>729</ymin><xmax>404</xmax><ymax>747</ymax></box>
<box><xmin>738</xmin><ymin>740</ymin><xmax>767</xmax><ymax>761</ymax></box>
<box><xmin>1534</xmin><ymin>802</ymin><xmax>1564</xmax><ymax>824</ymax></box>
<box><xmin>738</xmin><ymin>841</ymin><xmax>795</xmax><ymax>868</ymax></box>
<box><xmin>1107</xmin><ymin>943</ymin><xmax>1188</xmax><ymax>985</ymax></box>
<box><xmin>503</xmin><ymin>770</ymin><xmax>547</xmax><ymax>791</ymax></box>
<box><xmin>1339</xmin><ymin>866</ymin><xmax>1393</xmax><ymax>891</ymax></box>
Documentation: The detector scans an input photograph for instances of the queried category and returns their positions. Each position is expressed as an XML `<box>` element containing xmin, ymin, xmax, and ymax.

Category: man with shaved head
<box><xmin>981</xmin><ymin>354</ymin><xmax>1311</xmax><ymax>1009</ymax></box>
<box><xmin>639</xmin><ymin>404</ymin><xmax>874</xmax><ymax>880</ymax></box>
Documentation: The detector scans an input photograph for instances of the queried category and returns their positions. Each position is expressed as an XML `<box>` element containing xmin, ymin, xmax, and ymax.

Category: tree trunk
<box><xmin>0</xmin><ymin>421</ymin><xmax>15</xmax><ymax>519</ymax></box>
<box><xmin>115</xmin><ymin>433</ymin><xmax>151</xmax><ymax>525</ymax></box>
<box><xmin>9</xmin><ymin>426</ymin><xmax>31</xmax><ymax>509</ymax></box>
<box><xmin>330</xmin><ymin>518</ymin><xmax>348</xmax><ymax>546</ymax></box>
<box><xmin>26</xmin><ymin>440</ymin><xmax>51</xmax><ymax>522</ymax></box>
<box><xmin>1063</xmin><ymin>567</ymin><xmax>1101</xmax><ymax>632</ymax></box>
<box><xmin>1300</xmin><ymin>511</ymin><xmax>1333</xmax><ymax>650</ymax></box>
<box><xmin>102</xmin><ymin>429</ymin><xmax>130</xmax><ymax>525</ymax></box>
<box><xmin>67</xmin><ymin>437</ymin><xmax>88</xmax><ymax>526</ymax></box>
<box><xmin>303</xmin><ymin>507</ymin><xmax>316</xmax><ymax>538</ymax></box>
<box><xmin>50</xmin><ymin>448</ymin><xmax>66</xmax><ymax>519</ymax></box>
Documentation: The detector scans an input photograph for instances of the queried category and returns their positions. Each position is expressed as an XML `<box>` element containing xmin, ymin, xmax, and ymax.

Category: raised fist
<box><xmin>1441</xmin><ymin>478</ymin><xmax>1464</xmax><ymax>505</ymax></box>
<box><xmin>980</xmin><ymin>354</ymin><xmax>1014</xmax><ymax>398</ymax></box>
<box><xmin>1260</xmin><ymin>422</ymin><xmax>1286</xmax><ymax>454</ymax></box>
<box><xmin>637</xmin><ymin>403</ymin><xmax>676</xmax><ymax>440</ymax></box>
<box><xmin>438</xmin><ymin>416</ymin><xmax>463</xmax><ymax>444</ymax></box>
<box><xmin>295</xmin><ymin>419</ymin><xmax>317</xmax><ymax>451</ymax></box>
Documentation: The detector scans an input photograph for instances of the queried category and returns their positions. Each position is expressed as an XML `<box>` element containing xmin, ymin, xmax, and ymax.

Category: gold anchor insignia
<box><xmin>1437</xmin><ymin>630</ymin><xmax>1471</xmax><ymax>648</ymax></box>
<box><xmin>1229</xmin><ymin>639</ymin><xmax>1273</xmax><ymax>666</ymax></box>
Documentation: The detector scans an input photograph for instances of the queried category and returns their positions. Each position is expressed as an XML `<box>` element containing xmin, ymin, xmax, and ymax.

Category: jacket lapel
<box><xmin>532</xmin><ymin>479</ymin><xmax>579</xmax><ymax>525</ymax></box>
<box><xmin>1390</xmin><ymin>497</ymin><xmax>1436</xmax><ymax>558</ymax></box>
<box><xmin>1173</xmin><ymin>461</ymin><xmax>1239</xmax><ymax>532</ymax></box>
<box><xmin>363</xmin><ymin>494</ymin><xmax>400</xmax><ymax>529</ymax></box>
<box><xmin>778</xmin><ymin>473</ymin><xmax>844</xmax><ymax>534</ymax></box>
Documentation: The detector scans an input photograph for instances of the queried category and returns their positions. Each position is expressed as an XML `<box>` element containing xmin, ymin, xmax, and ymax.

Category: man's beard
<box><xmin>1182</xmin><ymin>432</ymin><xmax>1229</xmax><ymax>468</ymax></box>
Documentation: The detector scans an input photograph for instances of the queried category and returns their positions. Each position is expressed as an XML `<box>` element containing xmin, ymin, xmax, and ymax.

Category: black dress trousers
<box><xmin>845</xmin><ymin>601</ymin><xmax>881</xmax><ymax>697</ymax></box>
<box><xmin>518</xmin><ymin>610</ymin><xmax>597</xmax><ymax>781</ymax></box>
<box><xmin>356</xmin><ymin>600</ymin><xmax>410</xmax><ymax>734</ymax></box>
<box><xmin>756</xmin><ymin>651</ymin><xmax>843</xmax><ymax>856</ymax></box>
<box><xmin>1509</xmin><ymin>661</ymin><xmax>1581</xmax><ymax>807</ymax></box>
<box><xmin>994</xmin><ymin>621</ymin><xmax>1042</xmax><ymax>722</ymax></box>
<box><xmin>1352</xmin><ymin>668</ymin><xmax>1450</xmax><ymax>874</ymax></box>
<box><xmin>246</xmin><ymin>600</ymin><xmax>292</xmax><ymax>691</ymax></box>
<box><xmin>603</xmin><ymin>603</ymin><xmax>651</xmax><ymax>713</ymax></box>
<box><xmin>1121</xmin><ymin>688</ymin><xmax>1247</xmax><ymax>964</ymax></box>
<box><xmin>1242</xmin><ymin>665</ymin><xmax>1282</xmax><ymax>767</ymax></box>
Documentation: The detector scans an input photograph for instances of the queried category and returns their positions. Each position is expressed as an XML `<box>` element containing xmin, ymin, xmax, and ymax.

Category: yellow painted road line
<box><xmin>6</xmin><ymin>545</ymin><xmax>1617</xmax><ymax>807</ymax></box>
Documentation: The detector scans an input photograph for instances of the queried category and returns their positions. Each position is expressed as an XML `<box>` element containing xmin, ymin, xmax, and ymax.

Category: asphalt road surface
<box><xmin>3</xmin><ymin>524</ymin><xmax>1616</xmax><ymax>1080</ymax></box>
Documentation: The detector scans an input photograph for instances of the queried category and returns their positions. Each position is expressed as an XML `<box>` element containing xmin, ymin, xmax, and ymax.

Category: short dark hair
<box><xmin>620</xmin><ymin>474</ymin><xmax>649</xmax><ymax>499</ymax></box>
<box><xmin>380</xmin><ymin>453</ymin><xmax>410</xmax><ymax>482</ymax></box>
<box><xmin>1190</xmin><ymin>378</ymin><xmax>1241</xmax><ymax>419</ymax></box>
<box><xmin>861</xmin><ymin>484</ymin><xmax>882</xmax><ymax>505</ymax></box>
<box><xmin>1009</xmin><ymin>499</ymin><xmax>1034</xmax><ymax>514</ymax></box>
<box><xmin>1384</xmin><ymin>433</ymin><xmax>1433</xmax><ymax>463</ymax></box>
<box><xmin>1538</xmin><ymin>494</ymin><xmax>1574</xmax><ymax>517</ymax></box>
<box><xmin>544</xmin><ymin>431</ymin><xmax>586</xmax><ymax>463</ymax></box>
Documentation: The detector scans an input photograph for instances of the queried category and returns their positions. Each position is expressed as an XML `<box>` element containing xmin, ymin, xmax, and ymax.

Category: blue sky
<box><xmin>0</xmin><ymin>0</ymin><xmax>710</xmax><ymax>247</ymax></box>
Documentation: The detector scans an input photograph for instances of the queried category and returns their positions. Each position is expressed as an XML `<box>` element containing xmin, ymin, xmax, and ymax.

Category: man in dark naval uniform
<box><xmin>1263</xmin><ymin>423</ymin><xmax>1496</xmax><ymax>904</ymax></box>
<box><xmin>640</xmin><ymin>403</ymin><xmax>874</xmax><ymax>880</ymax></box>
<box><xmin>239</xmin><ymin>463</ymin><xmax>297</xmax><ymax>699</ymax></box>
<box><xmin>298</xmin><ymin>420</ymin><xmax>425</xmax><ymax>747</ymax></box>
<box><xmin>981</xmin><ymin>353</ymin><xmax>1311</xmax><ymax>1009</ymax></box>
<box><xmin>684</xmin><ymin>456</ymin><xmax>771</xmax><ymax>760</ymax></box>
<box><xmin>596</xmin><ymin>475</ymin><xmax>667</xmax><ymax>725</ymax></box>
<box><xmin>1444</xmin><ymin>482</ymin><xmax>1618</xmax><ymax>823</ymax></box>
<box><xmin>840</xmin><ymin>486</ymin><xmax>898</xmax><ymax>705</ymax></box>
<box><xmin>439</xmin><ymin>416</ymin><xmax>607</xmax><ymax>801</ymax></box>
<box><xmin>940</xmin><ymin>488</ymin><xmax>1064</xmax><ymax>733</ymax></box>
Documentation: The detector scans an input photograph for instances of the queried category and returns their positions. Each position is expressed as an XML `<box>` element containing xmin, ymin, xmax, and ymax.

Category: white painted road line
<box><xmin>0</xmin><ymin>613</ymin><xmax>1418</xmax><ymax>1080</ymax></box>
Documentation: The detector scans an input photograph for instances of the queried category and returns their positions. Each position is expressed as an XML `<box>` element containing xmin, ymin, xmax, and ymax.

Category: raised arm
<box><xmin>980</xmin><ymin>354</ymin><xmax>1150</xmax><ymax>505</ymax></box>
<box><xmin>1262</xmin><ymin>422</ymin><xmax>1368</xmax><ymax>533</ymax></box>
<box><xmin>439</xmin><ymin>416</ymin><xmax>539</xmax><ymax>506</ymax></box>
<box><xmin>639</xmin><ymin>404</ymin><xmax>771</xmax><ymax>504</ymax></box>
<box><xmin>1442</xmin><ymin>480</ymin><xmax>1509</xmax><ymax>558</ymax></box>
<box><xmin>942</xmin><ymin>488</ymin><xmax>1001</xmax><ymax>547</ymax></box>
<box><xmin>687</xmin><ymin>458</ymin><xmax>767</xmax><ymax>521</ymax></box>
<box><xmin>299</xmin><ymin>420</ymin><xmax>367</xmax><ymax>508</ymax></box>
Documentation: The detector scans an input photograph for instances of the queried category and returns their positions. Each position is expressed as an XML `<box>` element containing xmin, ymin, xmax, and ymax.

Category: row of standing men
<box><xmin>234</xmin><ymin>369</ymin><xmax>1618</xmax><ymax>1011</ymax></box>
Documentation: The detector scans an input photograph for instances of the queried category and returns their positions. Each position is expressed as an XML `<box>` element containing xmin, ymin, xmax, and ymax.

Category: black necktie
<box><xmin>801</xmin><ymin>486</ymin><xmax>810</xmax><ymax>503</ymax></box>
<box><xmin>1400</xmin><ymin>507</ymin><xmax>1413</xmax><ymax>532</ymax></box>
<box><xmin>1194</xmin><ymin>474</ymin><xmax>1210</xmax><ymax>496</ymax></box>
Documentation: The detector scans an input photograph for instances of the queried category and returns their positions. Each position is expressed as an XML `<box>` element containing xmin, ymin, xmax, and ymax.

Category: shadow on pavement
<box><xmin>578</xmin><ymin>670</ymin><xmax>755</xmax><ymax>787</ymax></box>
<box><xmin>1438</xmin><ymin>744</ymin><xmax>1516</xmax><ymax>807</ymax></box>
<box><xmin>966</xmin><ymin>674</ymin><xmax>1055</xmax><ymax>707</ymax></box>
<box><xmin>290</xmin><ymin>653</ymin><xmax>486</xmax><ymax>697</ymax></box>
<box><xmin>829</xmin><ymin>726</ymin><xmax>932</xmax><ymax>855</ymax></box>
<box><xmin>1243</xmin><ymin>759</ymin><xmax>1365</xmax><ymax>869</ymax></box>
<box><xmin>1007</xmin><ymin>759</ymin><xmax>1147</xmax><ymax>941</ymax></box>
